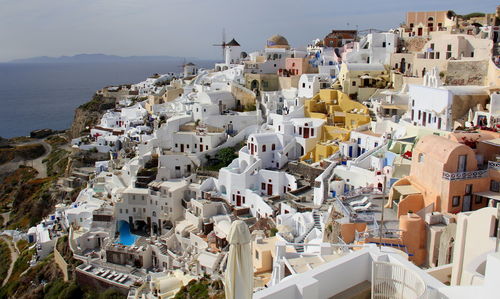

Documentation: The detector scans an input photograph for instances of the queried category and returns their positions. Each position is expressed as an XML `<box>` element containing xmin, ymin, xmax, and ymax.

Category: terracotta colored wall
<box><xmin>400</xmin><ymin>213</ymin><xmax>427</xmax><ymax>266</ymax></box>
<box><xmin>340</xmin><ymin>223</ymin><xmax>367</xmax><ymax>243</ymax></box>
<box><xmin>397</xmin><ymin>193</ymin><xmax>425</xmax><ymax>217</ymax></box>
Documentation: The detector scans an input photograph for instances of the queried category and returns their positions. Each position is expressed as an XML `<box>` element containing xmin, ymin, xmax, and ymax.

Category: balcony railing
<box><xmin>372</xmin><ymin>261</ymin><xmax>427</xmax><ymax>299</ymax></box>
<box><xmin>442</xmin><ymin>170</ymin><xmax>488</xmax><ymax>181</ymax></box>
<box><xmin>488</xmin><ymin>161</ymin><xmax>500</xmax><ymax>170</ymax></box>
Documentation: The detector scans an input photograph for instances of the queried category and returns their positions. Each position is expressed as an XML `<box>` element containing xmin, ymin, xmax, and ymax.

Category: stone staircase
<box><xmin>313</xmin><ymin>210</ymin><xmax>322</xmax><ymax>230</ymax></box>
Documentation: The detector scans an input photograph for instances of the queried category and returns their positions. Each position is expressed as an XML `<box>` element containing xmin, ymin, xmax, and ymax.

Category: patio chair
<box><xmin>352</xmin><ymin>202</ymin><xmax>373</xmax><ymax>212</ymax></box>
<box><xmin>349</xmin><ymin>196</ymin><xmax>369</xmax><ymax>207</ymax></box>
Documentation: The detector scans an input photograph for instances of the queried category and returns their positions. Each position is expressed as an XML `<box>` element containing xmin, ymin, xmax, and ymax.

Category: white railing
<box><xmin>372</xmin><ymin>261</ymin><xmax>426</xmax><ymax>299</ymax></box>
<box><xmin>488</xmin><ymin>161</ymin><xmax>500</xmax><ymax>170</ymax></box>
<box><xmin>442</xmin><ymin>170</ymin><xmax>488</xmax><ymax>181</ymax></box>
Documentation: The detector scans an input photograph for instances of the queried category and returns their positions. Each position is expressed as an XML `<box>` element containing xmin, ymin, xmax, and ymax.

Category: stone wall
<box><xmin>54</xmin><ymin>240</ymin><xmax>69</xmax><ymax>282</ymax></box>
<box><xmin>445</xmin><ymin>60</ymin><xmax>488</xmax><ymax>86</ymax></box>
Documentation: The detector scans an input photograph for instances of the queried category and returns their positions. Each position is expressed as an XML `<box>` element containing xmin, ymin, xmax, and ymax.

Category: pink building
<box><xmin>278</xmin><ymin>58</ymin><xmax>317</xmax><ymax>77</ymax></box>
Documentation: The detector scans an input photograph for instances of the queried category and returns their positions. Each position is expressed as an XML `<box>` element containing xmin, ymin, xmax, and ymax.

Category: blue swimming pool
<box><xmin>116</xmin><ymin>221</ymin><xmax>138</xmax><ymax>246</ymax></box>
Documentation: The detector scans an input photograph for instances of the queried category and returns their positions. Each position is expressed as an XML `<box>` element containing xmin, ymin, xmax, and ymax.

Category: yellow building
<box><xmin>301</xmin><ymin>89</ymin><xmax>371</xmax><ymax>162</ymax></box>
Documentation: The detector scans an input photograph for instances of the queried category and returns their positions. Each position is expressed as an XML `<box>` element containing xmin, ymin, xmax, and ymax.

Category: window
<box><xmin>262</xmin><ymin>145</ymin><xmax>266</xmax><ymax>152</ymax></box>
<box><xmin>475</xmin><ymin>195</ymin><xmax>482</xmax><ymax>204</ymax></box>
<box><xmin>447</xmin><ymin>44</ymin><xmax>452</xmax><ymax>51</ymax></box>
<box><xmin>452</xmin><ymin>196</ymin><xmax>460</xmax><ymax>207</ymax></box>
<box><xmin>255</xmin><ymin>250</ymin><xmax>259</xmax><ymax>259</ymax></box>
<box><xmin>357</xmin><ymin>138</ymin><xmax>361</xmax><ymax>144</ymax></box>
<box><xmin>352</xmin><ymin>81</ymin><xmax>356</xmax><ymax>86</ymax></box>
<box><xmin>382</xmin><ymin>42</ymin><xmax>386</xmax><ymax>48</ymax></box>
<box><xmin>133</xmin><ymin>208</ymin><xmax>136</xmax><ymax>212</ymax></box>
<box><xmin>491</xmin><ymin>180</ymin><xmax>500</xmax><ymax>192</ymax></box>
<box><xmin>261</xmin><ymin>183</ymin><xmax>266</xmax><ymax>190</ymax></box>
<box><xmin>272</xmin><ymin>144</ymin><xmax>276</xmax><ymax>150</ymax></box>
<box><xmin>302</xmin><ymin>83</ymin><xmax>306</xmax><ymax>88</ymax></box>
<box><xmin>311</xmin><ymin>128</ymin><xmax>314</xmax><ymax>136</ymax></box>
<box><xmin>411</xmin><ymin>110</ymin><xmax>414</xmax><ymax>121</ymax></box>
<box><xmin>418</xmin><ymin>110</ymin><xmax>421</xmax><ymax>120</ymax></box>
<box><xmin>418</xmin><ymin>153</ymin><xmax>424</xmax><ymax>163</ymax></box>
<box><xmin>374</xmin><ymin>142</ymin><xmax>378</xmax><ymax>147</ymax></box>
<box><xmin>465</xmin><ymin>184</ymin><xmax>472</xmax><ymax>194</ymax></box>
<box><xmin>458</xmin><ymin>155</ymin><xmax>467</xmax><ymax>172</ymax></box>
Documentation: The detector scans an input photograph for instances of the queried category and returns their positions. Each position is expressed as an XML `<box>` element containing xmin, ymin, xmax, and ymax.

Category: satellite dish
<box><xmin>240</xmin><ymin>52</ymin><xmax>248</xmax><ymax>59</ymax></box>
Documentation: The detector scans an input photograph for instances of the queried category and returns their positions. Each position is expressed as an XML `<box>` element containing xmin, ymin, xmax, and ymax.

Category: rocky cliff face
<box><xmin>67</xmin><ymin>94</ymin><xmax>115</xmax><ymax>139</ymax></box>
<box><xmin>68</xmin><ymin>107</ymin><xmax>103</xmax><ymax>139</ymax></box>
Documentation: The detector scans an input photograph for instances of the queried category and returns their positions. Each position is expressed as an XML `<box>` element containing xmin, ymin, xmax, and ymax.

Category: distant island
<box><xmin>8</xmin><ymin>53</ymin><xmax>206</xmax><ymax>63</ymax></box>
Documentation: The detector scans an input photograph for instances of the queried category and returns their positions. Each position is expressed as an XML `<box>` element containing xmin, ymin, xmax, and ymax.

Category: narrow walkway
<box><xmin>0</xmin><ymin>236</ymin><xmax>19</xmax><ymax>287</ymax></box>
<box><xmin>0</xmin><ymin>139</ymin><xmax>52</xmax><ymax>179</ymax></box>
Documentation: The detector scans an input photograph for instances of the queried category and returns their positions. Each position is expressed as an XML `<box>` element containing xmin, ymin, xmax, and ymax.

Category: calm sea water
<box><xmin>0</xmin><ymin>60</ymin><xmax>214</xmax><ymax>138</ymax></box>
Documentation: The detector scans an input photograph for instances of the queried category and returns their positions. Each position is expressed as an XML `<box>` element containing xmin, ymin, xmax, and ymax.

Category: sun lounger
<box><xmin>352</xmin><ymin>202</ymin><xmax>373</xmax><ymax>212</ymax></box>
<box><xmin>100</xmin><ymin>270</ymin><xmax>110</xmax><ymax>277</ymax></box>
<box><xmin>119</xmin><ymin>275</ymin><xmax>128</xmax><ymax>283</ymax></box>
<box><xmin>114</xmin><ymin>274</ymin><xmax>123</xmax><ymax>281</ymax></box>
<box><xmin>349</xmin><ymin>196</ymin><xmax>369</xmax><ymax>207</ymax></box>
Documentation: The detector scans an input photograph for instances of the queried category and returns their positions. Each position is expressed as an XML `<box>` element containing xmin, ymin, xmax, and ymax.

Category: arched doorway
<box><xmin>251</xmin><ymin>80</ymin><xmax>259</xmax><ymax>91</ymax></box>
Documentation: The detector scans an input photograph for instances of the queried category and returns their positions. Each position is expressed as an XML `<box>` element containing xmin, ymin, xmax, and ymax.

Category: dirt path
<box><xmin>0</xmin><ymin>236</ymin><xmax>19</xmax><ymax>287</ymax></box>
<box><xmin>1</xmin><ymin>212</ymin><xmax>9</xmax><ymax>226</ymax></box>
<box><xmin>0</xmin><ymin>139</ymin><xmax>52</xmax><ymax>179</ymax></box>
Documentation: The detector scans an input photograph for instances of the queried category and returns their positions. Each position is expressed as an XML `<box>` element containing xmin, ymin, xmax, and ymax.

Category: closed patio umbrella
<box><xmin>224</xmin><ymin>220</ymin><xmax>253</xmax><ymax>299</ymax></box>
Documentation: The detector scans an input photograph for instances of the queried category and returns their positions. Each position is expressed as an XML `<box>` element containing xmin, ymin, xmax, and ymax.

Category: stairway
<box><xmin>312</xmin><ymin>211</ymin><xmax>322</xmax><ymax>230</ymax></box>
<box><xmin>158</xmin><ymin>243</ymin><xmax>169</xmax><ymax>255</ymax></box>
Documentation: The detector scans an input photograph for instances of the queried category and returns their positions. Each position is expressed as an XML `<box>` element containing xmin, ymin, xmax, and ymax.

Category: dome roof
<box><xmin>266</xmin><ymin>35</ymin><xmax>289</xmax><ymax>48</ymax></box>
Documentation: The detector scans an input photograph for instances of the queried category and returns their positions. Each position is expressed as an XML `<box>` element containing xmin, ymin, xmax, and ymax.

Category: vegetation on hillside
<box><xmin>0</xmin><ymin>239</ymin><xmax>12</xmax><ymax>286</ymax></box>
<box><xmin>174</xmin><ymin>276</ymin><xmax>225</xmax><ymax>299</ymax></box>
<box><xmin>43</xmin><ymin>148</ymin><xmax>69</xmax><ymax>177</ymax></box>
<box><xmin>0</xmin><ymin>143</ymin><xmax>46</xmax><ymax>166</ymax></box>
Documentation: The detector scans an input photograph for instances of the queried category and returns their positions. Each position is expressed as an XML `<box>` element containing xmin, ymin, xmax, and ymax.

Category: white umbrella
<box><xmin>224</xmin><ymin>220</ymin><xmax>253</xmax><ymax>299</ymax></box>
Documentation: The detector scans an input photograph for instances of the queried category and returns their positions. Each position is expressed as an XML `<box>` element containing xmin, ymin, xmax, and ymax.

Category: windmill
<box><xmin>212</xmin><ymin>28</ymin><xmax>226</xmax><ymax>61</ymax></box>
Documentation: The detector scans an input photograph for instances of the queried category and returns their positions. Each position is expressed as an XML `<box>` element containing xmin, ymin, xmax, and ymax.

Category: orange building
<box><xmin>388</xmin><ymin>133</ymin><xmax>500</xmax><ymax>216</ymax></box>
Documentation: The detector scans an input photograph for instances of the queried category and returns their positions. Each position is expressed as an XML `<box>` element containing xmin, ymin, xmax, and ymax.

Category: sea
<box><xmin>0</xmin><ymin>60</ymin><xmax>214</xmax><ymax>138</ymax></box>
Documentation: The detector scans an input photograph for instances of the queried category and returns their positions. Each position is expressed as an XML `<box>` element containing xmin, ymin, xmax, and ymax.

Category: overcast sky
<box><xmin>0</xmin><ymin>0</ymin><xmax>498</xmax><ymax>62</ymax></box>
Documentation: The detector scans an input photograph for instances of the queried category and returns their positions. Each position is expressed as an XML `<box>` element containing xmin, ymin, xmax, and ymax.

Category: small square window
<box><xmin>452</xmin><ymin>196</ymin><xmax>460</xmax><ymax>207</ymax></box>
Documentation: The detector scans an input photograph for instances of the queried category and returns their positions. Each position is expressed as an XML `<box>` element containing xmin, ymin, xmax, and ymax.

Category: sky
<box><xmin>0</xmin><ymin>0</ymin><xmax>498</xmax><ymax>62</ymax></box>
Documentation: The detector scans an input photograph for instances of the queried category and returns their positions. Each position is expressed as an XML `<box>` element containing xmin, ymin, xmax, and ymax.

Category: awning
<box><xmin>474</xmin><ymin>191</ymin><xmax>500</xmax><ymax>201</ymax></box>
<box><xmin>393</xmin><ymin>185</ymin><xmax>421</xmax><ymax>196</ymax></box>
